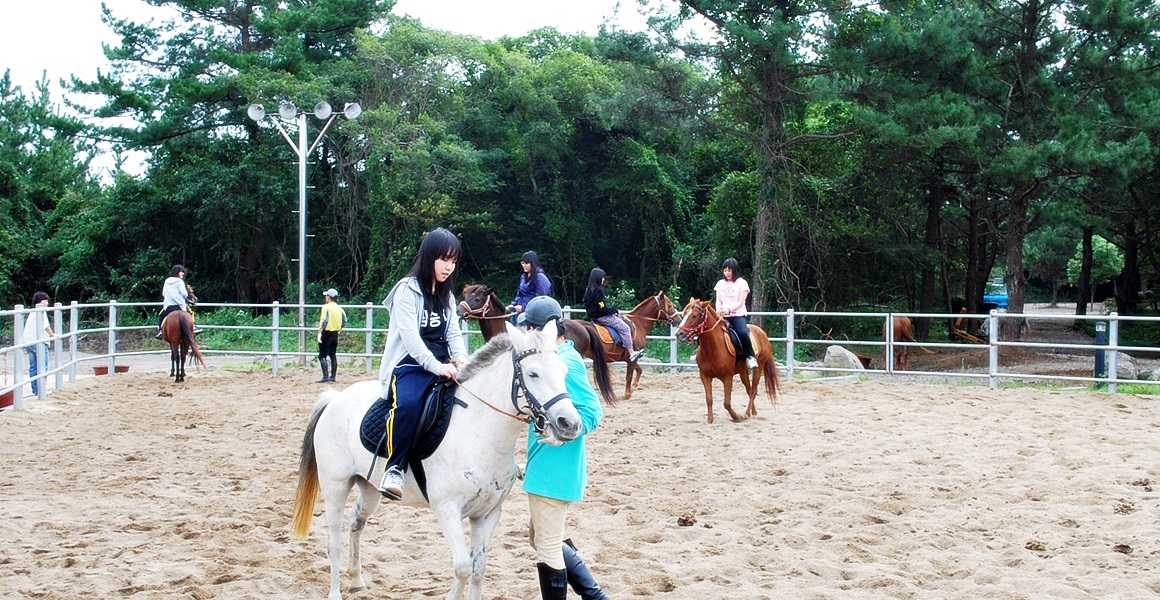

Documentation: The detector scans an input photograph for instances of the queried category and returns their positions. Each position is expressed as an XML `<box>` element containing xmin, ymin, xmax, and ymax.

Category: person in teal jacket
<box><xmin>518</xmin><ymin>296</ymin><xmax>611</xmax><ymax>600</ymax></box>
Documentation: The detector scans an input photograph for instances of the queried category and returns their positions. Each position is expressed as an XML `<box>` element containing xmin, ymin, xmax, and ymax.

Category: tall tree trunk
<box><xmin>1075</xmin><ymin>226</ymin><xmax>1093</xmax><ymax>323</ymax></box>
<box><xmin>1002</xmin><ymin>185</ymin><xmax>1033</xmax><ymax>340</ymax></box>
<box><xmin>1115</xmin><ymin>223</ymin><xmax>1140</xmax><ymax>314</ymax></box>
<box><xmin>917</xmin><ymin>178</ymin><xmax>943</xmax><ymax>338</ymax></box>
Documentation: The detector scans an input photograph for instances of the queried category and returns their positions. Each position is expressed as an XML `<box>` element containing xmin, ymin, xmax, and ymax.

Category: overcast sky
<box><xmin>1</xmin><ymin>0</ymin><xmax>653</xmax><ymax>97</ymax></box>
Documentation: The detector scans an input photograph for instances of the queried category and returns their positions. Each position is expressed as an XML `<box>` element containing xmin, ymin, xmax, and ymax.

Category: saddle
<box><xmin>359</xmin><ymin>378</ymin><xmax>466</xmax><ymax>500</ymax></box>
<box><xmin>718</xmin><ymin>326</ymin><xmax>743</xmax><ymax>362</ymax></box>
<box><xmin>593</xmin><ymin>316</ymin><xmax>635</xmax><ymax>347</ymax></box>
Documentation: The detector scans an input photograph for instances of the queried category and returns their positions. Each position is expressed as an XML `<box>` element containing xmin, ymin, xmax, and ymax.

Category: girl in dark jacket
<box><xmin>582</xmin><ymin>267</ymin><xmax>642</xmax><ymax>360</ymax></box>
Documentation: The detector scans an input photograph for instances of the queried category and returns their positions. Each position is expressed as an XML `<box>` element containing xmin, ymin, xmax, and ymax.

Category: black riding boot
<box><xmin>537</xmin><ymin>562</ymin><xmax>568</xmax><ymax>600</ymax></box>
<box><xmin>316</xmin><ymin>358</ymin><xmax>330</xmax><ymax>383</ymax></box>
<box><xmin>563</xmin><ymin>539</ymin><xmax>609</xmax><ymax>600</ymax></box>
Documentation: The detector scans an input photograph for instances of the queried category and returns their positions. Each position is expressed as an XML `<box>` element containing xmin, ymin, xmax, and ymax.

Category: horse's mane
<box><xmin>458</xmin><ymin>333</ymin><xmax>513</xmax><ymax>382</ymax></box>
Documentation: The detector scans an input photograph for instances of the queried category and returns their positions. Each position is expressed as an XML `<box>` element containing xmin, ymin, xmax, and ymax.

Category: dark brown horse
<box><xmin>676</xmin><ymin>298</ymin><xmax>778</xmax><ymax>424</ymax></box>
<box><xmin>458</xmin><ymin>284</ymin><xmax>617</xmax><ymax>404</ymax></box>
<box><xmin>161</xmin><ymin>310</ymin><xmax>206</xmax><ymax>383</ymax></box>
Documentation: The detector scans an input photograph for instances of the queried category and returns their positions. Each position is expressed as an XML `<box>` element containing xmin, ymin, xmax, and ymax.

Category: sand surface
<box><xmin>2</xmin><ymin>365</ymin><xmax>1159</xmax><ymax>599</ymax></box>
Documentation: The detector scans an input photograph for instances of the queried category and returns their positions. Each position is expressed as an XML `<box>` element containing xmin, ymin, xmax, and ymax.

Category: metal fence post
<box><xmin>69</xmin><ymin>302</ymin><xmax>78</xmax><ymax>382</ymax></box>
<box><xmin>885</xmin><ymin>313</ymin><xmax>895</xmax><ymax>373</ymax></box>
<box><xmin>785</xmin><ymin>309</ymin><xmax>795</xmax><ymax>379</ymax></box>
<box><xmin>272</xmin><ymin>301</ymin><xmax>280</xmax><ymax>376</ymax></box>
<box><xmin>669</xmin><ymin>323</ymin><xmax>678</xmax><ymax>374</ymax></box>
<box><xmin>108</xmin><ymin>301</ymin><xmax>118</xmax><ymax>374</ymax></box>
<box><xmin>13</xmin><ymin>306</ymin><xmax>25</xmax><ymax>409</ymax></box>
<box><xmin>365</xmin><ymin>302</ymin><xmax>374</xmax><ymax>372</ymax></box>
<box><xmin>52</xmin><ymin>303</ymin><xmax>64</xmax><ymax>390</ymax></box>
<box><xmin>988</xmin><ymin>310</ymin><xmax>999</xmax><ymax>389</ymax></box>
<box><xmin>1108</xmin><ymin>312</ymin><xmax>1119</xmax><ymax>394</ymax></box>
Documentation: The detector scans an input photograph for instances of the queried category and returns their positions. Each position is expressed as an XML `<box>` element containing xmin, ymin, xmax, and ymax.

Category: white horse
<box><xmin>292</xmin><ymin>322</ymin><xmax>580</xmax><ymax>600</ymax></box>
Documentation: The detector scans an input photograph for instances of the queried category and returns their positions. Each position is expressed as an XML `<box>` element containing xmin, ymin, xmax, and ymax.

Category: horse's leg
<box><xmin>432</xmin><ymin>503</ymin><xmax>473</xmax><ymax>600</ymax></box>
<box><xmin>700</xmin><ymin>373</ymin><xmax>715</xmax><ymax>424</ymax></box>
<box><xmin>463</xmin><ymin>507</ymin><xmax>505</xmax><ymax>600</ymax></box>
<box><xmin>745</xmin><ymin>363</ymin><xmax>761</xmax><ymax>418</ymax></box>
<box><xmin>722</xmin><ymin>376</ymin><xmax>742</xmax><ymax>421</ymax></box>
<box><xmin>623</xmin><ymin>360</ymin><xmax>633</xmax><ymax>400</ymax></box>
<box><xmin>321</xmin><ymin>476</ymin><xmax>357</xmax><ymax>600</ymax></box>
<box><xmin>345</xmin><ymin>478</ymin><xmax>382</xmax><ymax>592</ymax></box>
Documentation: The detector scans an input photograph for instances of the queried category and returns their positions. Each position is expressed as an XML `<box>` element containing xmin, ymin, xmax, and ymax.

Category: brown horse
<box><xmin>580</xmin><ymin>291</ymin><xmax>682</xmax><ymax>400</ymax></box>
<box><xmin>161</xmin><ymin>310</ymin><xmax>207</xmax><ymax>383</ymax></box>
<box><xmin>884</xmin><ymin>315</ymin><xmax>933</xmax><ymax>371</ymax></box>
<box><xmin>458</xmin><ymin>284</ymin><xmax>617</xmax><ymax>404</ymax></box>
<box><xmin>676</xmin><ymin>298</ymin><xmax>778</xmax><ymax>424</ymax></box>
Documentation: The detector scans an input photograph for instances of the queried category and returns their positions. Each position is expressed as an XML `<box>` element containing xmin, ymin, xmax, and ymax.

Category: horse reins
<box><xmin>678</xmin><ymin>303</ymin><xmax>724</xmax><ymax>343</ymax></box>
<box><xmin>627</xmin><ymin>293</ymin><xmax>680</xmax><ymax>324</ymax></box>
<box><xmin>455</xmin><ymin>346</ymin><xmax>570</xmax><ymax>436</ymax></box>
<box><xmin>457</xmin><ymin>296</ymin><xmax>515</xmax><ymax>321</ymax></box>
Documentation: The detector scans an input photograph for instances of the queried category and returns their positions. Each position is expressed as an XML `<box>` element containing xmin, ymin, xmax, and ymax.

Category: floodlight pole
<box><xmin>296</xmin><ymin>112</ymin><xmax>308</xmax><ymax>364</ymax></box>
<box><xmin>248</xmin><ymin>101</ymin><xmax>360</xmax><ymax>365</ymax></box>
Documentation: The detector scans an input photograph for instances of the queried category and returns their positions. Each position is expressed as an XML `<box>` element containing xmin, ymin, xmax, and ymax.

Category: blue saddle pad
<box><xmin>358</xmin><ymin>378</ymin><xmax>464</xmax><ymax>461</ymax></box>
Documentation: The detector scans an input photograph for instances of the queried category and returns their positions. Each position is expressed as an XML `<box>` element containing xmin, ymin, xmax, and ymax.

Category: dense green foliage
<box><xmin>3</xmin><ymin>0</ymin><xmax>1159</xmax><ymax>340</ymax></box>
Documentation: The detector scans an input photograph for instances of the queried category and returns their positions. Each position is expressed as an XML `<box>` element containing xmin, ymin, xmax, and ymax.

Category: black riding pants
<box><xmin>318</xmin><ymin>330</ymin><xmax>339</xmax><ymax>364</ymax></box>
<box><xmin>724</xmin><ymin>316</ymin><xmax>755</xmax><ymax>359</ymax></box>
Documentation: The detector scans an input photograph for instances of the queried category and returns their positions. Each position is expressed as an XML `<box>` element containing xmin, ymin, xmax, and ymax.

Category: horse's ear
<box><xmin>505</xmin><ymin>321</ymin><xmax>525</xmax><ymax>345</ymax></box>
<box><xmin>542</xmin><ymin>319</ymin><xmax>559</xmax><ymax>341</ymax></box>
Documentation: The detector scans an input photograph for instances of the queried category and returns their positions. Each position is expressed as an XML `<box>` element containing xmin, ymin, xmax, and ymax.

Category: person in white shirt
<box><xmin>22</xmin><ymin>291</ymin><xmax>55</xmax><ymax>395</ymax></box>
<box><xmin>713</xmin><ymin>258</ymin><xmax>758</xmax><ymax>369</ymax></box>
<box><xmin>155</xmin><ymin>264</ymin><xmax>202</xmax><ymax>338</ymax></box>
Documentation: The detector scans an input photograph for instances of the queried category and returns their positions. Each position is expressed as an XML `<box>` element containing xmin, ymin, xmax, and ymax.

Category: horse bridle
<box><xmin>460</xmin><ymin>346</ymin><xmax>570</xmax><ymax>437</ymax></box>
<box><xmin>631</xmin><ymin>293</ymin><xmax>681</xmax><ymax>325</ymax></box>
<box><xmin>677</xmin><ymin>302</ymin><xmax>722</xmax><ymax>343</ymax></box>
<box><xmin>457</xmin><ymin>293</ymin><xmax>513</xmax><ymax>321</ymax></box>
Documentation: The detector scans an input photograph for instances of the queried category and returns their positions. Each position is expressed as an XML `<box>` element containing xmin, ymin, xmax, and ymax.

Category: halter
<box><xmin>629</xmin><ymin>292</ymin><xmax>681</xmax><ymax>324</ymax></box>
<box><xmin>459</xmin><ymin>346</ymin><xmax>570</xmax><ymax>437</ymax></box>
<box><xmin>677</xmin><ymin>303</ymin><xmax>723</xmax><ymax>343</ymax></box>
<box><xmin>458</xmin><ymin>294</ymin><xmax>514</xmax><ymax>321</ymax></box>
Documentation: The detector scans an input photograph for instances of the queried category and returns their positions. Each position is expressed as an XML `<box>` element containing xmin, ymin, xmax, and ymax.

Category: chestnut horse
<box><xmin>676</xmin><ymin>298</ymin><xmax>778</xmax><ymax>424</ymax></box>
<box><xmin>458</xmin><ymin>284</ymin><xmax>617</xmax><ymax>404</ymax></box>
<box><xmin>884</xmin><ymin>315</ymin><xmax>933</xmax><ymax>371</ymax></box>
<box><xmin>572</xmin><ymin>291</ymin><xmax>681</xmax><ymax>400</ymax></box>
<box><xmin>160</xmin><ymin>310</ymin><xmax>206</xmax><ymax>383</ymax></box>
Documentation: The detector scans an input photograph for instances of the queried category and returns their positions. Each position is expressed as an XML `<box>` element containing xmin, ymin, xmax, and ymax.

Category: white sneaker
<box><xmin>746</xmin><ymin>356</ymin><xmax>758</xmax><ymax>369</ymax></box>
<box><xmin>690</xmin><ymin>353</ymin><xmax>697</xmax><ymax>363</ymax></box>
<box><xmin>378</xmin><ymin>466</ymin><xmax>404</xmax><ymax>500</ymax></box>
<box><xmin>629</xmin><ymin>348</ymin><xmax>645</xmax><ymax>362</ymax></box>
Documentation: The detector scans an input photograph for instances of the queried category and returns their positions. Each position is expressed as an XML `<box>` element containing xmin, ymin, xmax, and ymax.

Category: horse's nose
<box><xmin>676</xmin><ymin>331</ymin><xmax>690</xmax><ymax>343</ymax></box>
<box><xmin>554</xmin><ymin>416</ymin><xmax>580</xmax><ymax>440</ymax></box>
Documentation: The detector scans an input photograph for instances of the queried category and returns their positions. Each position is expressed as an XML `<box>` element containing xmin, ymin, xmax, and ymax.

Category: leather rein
<box><xmin>458</xmin><ymin>294</ymin><xmax>514</xmax><ymax>321</ymax></box>
<box><xmin>677</xmin><ymin>303</ymin><xmax>725</xmax><ymax>343</ymax></box>
<box><xmin>455</xmin><ymin>346</ymin><xmax>569</xmax><ymax>436</ymax></box>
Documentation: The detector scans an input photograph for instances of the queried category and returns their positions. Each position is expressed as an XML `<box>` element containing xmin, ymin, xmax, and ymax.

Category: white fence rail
<box><xmin>3</xmin><ymin>302</ymin><xmax>1156</xmax><ymax>410</ymax></box>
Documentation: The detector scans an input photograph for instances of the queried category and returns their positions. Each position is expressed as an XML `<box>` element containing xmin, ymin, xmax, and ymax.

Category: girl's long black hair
<box><xmin>521</xmin><ymin>250</ymin><xmax>545</xmax><ymax>278</ymax></box>
<box><xmin>586</xmin><ymin>267</ymin><xmax>607</xmax><ymax>295</ymax></box>
<box><xmin>407</xmin><ymin>228</ymin><xmax>461</xmax><ymax>311</ymax></box>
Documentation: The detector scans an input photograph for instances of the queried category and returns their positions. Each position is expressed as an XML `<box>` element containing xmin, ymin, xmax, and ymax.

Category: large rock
<box><xmin>823</xmin><ymin>345</ymin><xmax>865</xmax><ymax>371</ymax></box>
<box><xmin>1113</xmin><ymin>353</ymin><xmax>1140</xmax><ymax>381</ymax></box>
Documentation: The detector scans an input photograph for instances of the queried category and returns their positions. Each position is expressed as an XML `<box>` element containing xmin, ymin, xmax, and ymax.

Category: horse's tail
<box><xmin>753</xmin><ymin>326</ymin><xmax>780</xmax><ymax>405</ymax></box>
<box><xmin>897</xmin><ymin>319</ymin><xmax>935</xmax><ymax>354</ymax></box>
<box><xmin>585</xmin><ymin>324</ymin><xmax>617</xmax><ymax>407</ymax></box>
<box><xmin>180</xmin><ymin>314</ymin><xmax>208</xmax><ymax>369</ymax></box>
<box><xmin>292</xmin><ymin>394</ymin><xmax>331</xmax><ymax>539</ymax></box>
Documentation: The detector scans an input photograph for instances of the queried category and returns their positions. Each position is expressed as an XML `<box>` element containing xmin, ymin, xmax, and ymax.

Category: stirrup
<box><xmin>378</xmin><ymin>466</ymin><xmax>404</xmax><ymax>501</ymax></box>
<box><xmin>154</xmin><ymin>331</ymin><xmax>164</xmax><ymax>340</ymax></box>
<box><xmin>629</xmin><ymin>348</ymin><xmax>645</xmax><ymax>362</ymax></box>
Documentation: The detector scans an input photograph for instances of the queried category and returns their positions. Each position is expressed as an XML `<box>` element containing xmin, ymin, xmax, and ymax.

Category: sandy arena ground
<box><xmin>2</xmin><ymin>359</ymin><xmax>1160</xmax><ymax>599</ymax></box>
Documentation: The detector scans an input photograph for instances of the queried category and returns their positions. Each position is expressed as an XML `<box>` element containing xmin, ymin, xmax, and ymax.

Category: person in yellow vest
<box><xmin>317</xmin><ymin>288</ymin><xmax>347</xmax><ymax>383</ymax></box>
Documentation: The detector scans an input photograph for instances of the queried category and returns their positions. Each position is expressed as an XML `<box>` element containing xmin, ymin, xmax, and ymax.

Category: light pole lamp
<box><xmin>247</xmin><ymin>100</ymin><xmax>362</xmax><ymax>362</ymax></box>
